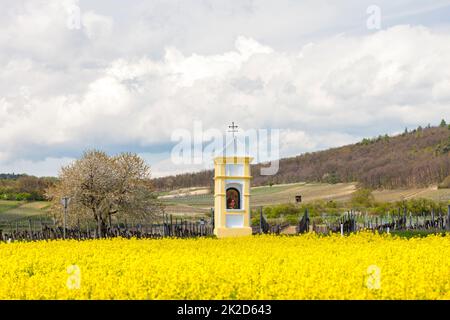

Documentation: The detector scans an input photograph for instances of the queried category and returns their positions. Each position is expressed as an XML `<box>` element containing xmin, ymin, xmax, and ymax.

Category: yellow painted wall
<box><xmin>213</xmin><ymin>156</ymin><xmax>253</xmax><ymax>238</ymax></box>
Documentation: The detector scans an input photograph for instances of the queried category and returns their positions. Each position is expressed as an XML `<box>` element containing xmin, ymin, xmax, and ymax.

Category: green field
<box><xmin>1</xmin><ymin>183</ymin><xmax>449</xmax><ymax>221</ymax></box>
<box><xmin>0</xmin><ymin>200</ymin><xmax>50</xmax><ymax>228</ymax></box>
<box><xmin>160</xmin><ymin>182</ymin><xmax>450</xmax><ymax>215</ymax></box>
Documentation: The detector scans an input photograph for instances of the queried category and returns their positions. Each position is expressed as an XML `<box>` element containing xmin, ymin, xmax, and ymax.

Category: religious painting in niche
<box><xmin>226</xmin><ymin>187</ymin><xmax>241</xmax><ymax>209</ymax></box>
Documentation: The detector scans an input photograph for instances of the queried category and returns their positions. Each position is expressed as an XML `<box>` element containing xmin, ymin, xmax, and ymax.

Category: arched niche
<box><xmin>226</xmin><ymin>182</ymin><xmax>243</xmax><ymax>210</ymax></box>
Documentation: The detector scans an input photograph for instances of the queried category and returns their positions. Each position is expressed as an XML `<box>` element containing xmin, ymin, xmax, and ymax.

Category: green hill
<box><xmin>153</xmin><ymin>125</ymin><xmax>450</xmax><ymax>190</ymax></box>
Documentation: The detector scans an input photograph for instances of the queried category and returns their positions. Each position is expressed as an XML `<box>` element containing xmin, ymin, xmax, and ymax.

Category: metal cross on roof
<box><xmin>228</xmin><ymin>122</ymin><xmax>238</xmax><ymax>138</ymax></box>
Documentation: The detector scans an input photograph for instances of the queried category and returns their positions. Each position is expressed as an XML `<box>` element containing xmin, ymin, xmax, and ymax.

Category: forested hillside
<box><xmin>153</xmin><ymin>125</ymin><xmax>450</xmax><ymax>191</ymax></box>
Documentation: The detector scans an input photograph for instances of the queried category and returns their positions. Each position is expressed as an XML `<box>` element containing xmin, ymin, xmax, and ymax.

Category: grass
<box><xmin>391</xmin><ymin>230</ymin><xmax>448</xmax><ymax>238</ymax></box>
<box><xmin>373</xmin><ymin>187</ymin><xmax>450</xmax><ymax>202</ymax></box>
<box><xmin>0</xmin><ymin>201</ymin><xmax>51</xmax><ymax>230</ymax></box>
<box><xmin>160</xmin><ymin>182</ymin><xmax>450</xmax><ymax>215</ymax></box>
<box><xmin>251</xmin><ymin>183</ymin><xmax>305</xmax><ymax>195</ymax></box>
<box><xmin>0</xmin><ymin>200</ymin><xmax>22</xmax><ymax>213</ymax></box>
<box><xmin>159</xmin><ymin>182</ymin><xmax>358</xmax><ymax>209</ymax></box>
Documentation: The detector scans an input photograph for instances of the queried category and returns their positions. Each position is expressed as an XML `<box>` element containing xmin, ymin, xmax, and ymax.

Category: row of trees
<box><xmin>46</xmin><ymin>150</ymin><xmax>164</xmax><ymax>237</ymax></box>
<box><xmin>0</xmin><ymin>175</ymin><xmax>56</xmax><ymax>201</ymax></box>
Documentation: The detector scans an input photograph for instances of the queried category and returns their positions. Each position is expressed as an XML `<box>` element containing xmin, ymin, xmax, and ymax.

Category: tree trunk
<box><xmin>97</xmin><ymin>216</ymin><xmax>102</xmax><ymax>238</ymax></box>
<box><xmin>93</xmin><ymin>208</ymin><xmax>102</xmax><ymax>238</ymax></box>
<box><xmin>101</xmin><ymin>220</ymin><xmax>108</xmax><ymax>237</ymax></box>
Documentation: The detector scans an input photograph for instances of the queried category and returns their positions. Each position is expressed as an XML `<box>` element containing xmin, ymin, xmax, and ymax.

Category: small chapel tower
<box><xmin>213</xmin><ymin>122</ymin><xmax>253</xmax><ymax>238</ymax></box>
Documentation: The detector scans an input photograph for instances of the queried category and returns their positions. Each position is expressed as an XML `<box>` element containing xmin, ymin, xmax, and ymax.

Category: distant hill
<box><xmin>153</xmin><ymin>125</ymin><xmax>450</xmax><ymax>191</ymax></box>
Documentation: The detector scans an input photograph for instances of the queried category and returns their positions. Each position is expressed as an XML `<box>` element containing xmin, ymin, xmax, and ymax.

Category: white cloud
<box><xmin>82</xmin><ymin>11</ymin><xmax>114</xmax><ymax>41</ymax></box>
<box><xmin>1</xmin><ymin>0</ymin><xmax>450</xmax><ymax>176</ymax></box>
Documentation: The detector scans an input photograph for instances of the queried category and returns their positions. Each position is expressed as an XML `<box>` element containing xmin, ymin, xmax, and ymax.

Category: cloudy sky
<box><xmin>1</xmin><ymin>0</ymin><xmax>450</xmax><ymax>177</ymax></box>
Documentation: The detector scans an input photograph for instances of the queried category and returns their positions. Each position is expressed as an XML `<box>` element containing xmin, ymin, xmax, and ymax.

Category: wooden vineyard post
<box><xmin>409</xmin><ymin>212</ymin><xmax>412</xmax><ymax>230</ymax></box>
<box><xmin>175</xmin><ymin>218</ymin><xmax>178</xmax><ymax>237</ymax></box>
<box><xmin>306</xmin><ymin>208</ymin><xmax>309</xmax><ymax>232</ymax></box>
<box><xmin>431</xmin><ymin>209</ymin><xmax>435</xmax><ymax>229</ymax></box>
<box><xmin>28</xmin><ymin>219</ymin><xmax>33</xmax><ymax>240</ymax></box>
<box><xmin>447</xmin><ymin>205</ymin><xmax>450</xmax><ymax>231</ymax></box>
<box><xmin>97</xmin><ymin>218</ymin><xmax>101</xmax><ymax>239</ymax></box>
<box><xmin>364</xmin><ymin>213</ymin><xmax>368</xmax><ymax>229</ymax></box>
<box><xmin>259</xmin><ymin>207</ymin><xmax>263</xmax><ymax>234</ymax></box>
<box><xmin>421</xmin><ymin>212</ymin><xmax>424</xmax><ymax>229</ymax></box>
<box><xmin>61</xmin><ymin>196</ymin><xmax>70</xmax><ymax>239</ymax></box>
<box><xmin>403</xmin><ymin>208</ymin><xmax>407</xmax><ymax>230</ymax></box>
<box><xmin>180</xmin><ymin>220</ymin><xmax>183</xmax><ymax>237</ymax></box>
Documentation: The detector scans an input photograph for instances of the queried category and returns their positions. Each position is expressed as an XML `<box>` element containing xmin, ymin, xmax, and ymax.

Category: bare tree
<box><xmin>46</xmin><ymin>150</ymin><xmax>164</xmax><ymax>237</ymax></box>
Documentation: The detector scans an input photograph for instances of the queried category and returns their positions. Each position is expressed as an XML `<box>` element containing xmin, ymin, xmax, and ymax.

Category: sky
<box><xmin>0</xmin><ymin>0</ymin><xmax>450</xmax><ymax>177</ymax></box>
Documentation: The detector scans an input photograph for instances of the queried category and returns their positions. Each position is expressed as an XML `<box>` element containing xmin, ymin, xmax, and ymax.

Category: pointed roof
<box><xmin>215</xmin><ymin>136</ymin><xmax>253</xmax><ymax>159</ymax></box>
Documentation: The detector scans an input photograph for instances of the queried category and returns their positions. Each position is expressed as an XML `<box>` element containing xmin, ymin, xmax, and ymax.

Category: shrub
<box><xmin>438</xmin><ymin>176</ymin><xmax>450</xmax><ymax>189</ymax></box>
<box><xmin>264</xmin><ymin>203</ymin><xmax>299</xmax><ymax>218</ymax></box>
<box><xmin>350</xmin><ymin>188</ymin><xmax>374</xmax><ymax>208</ymax></box>
<box><xmin>15</xmin><ymin>193</ymin><xmax>33</xmax><ymax>201</ymax></box>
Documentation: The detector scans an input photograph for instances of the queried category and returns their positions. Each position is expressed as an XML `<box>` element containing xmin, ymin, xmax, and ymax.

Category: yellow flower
<box><xmin>0</xmin><ymin>232</ymin><xmax>449</xmax><ymax>299</ymax></box>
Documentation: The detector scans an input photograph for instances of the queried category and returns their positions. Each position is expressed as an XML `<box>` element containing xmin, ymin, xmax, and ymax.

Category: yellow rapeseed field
<box><xmin>0</xmin><ymin>232</ymin><xmax>450</xmax><ymax>299</ymax></box>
